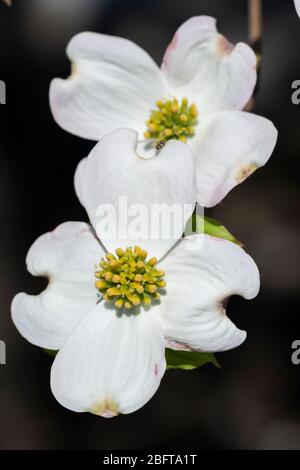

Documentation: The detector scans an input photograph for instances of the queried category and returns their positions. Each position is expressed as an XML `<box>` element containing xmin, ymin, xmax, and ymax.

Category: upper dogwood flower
<box><xmin>295</xmin><ymin>0</ymin><xmax>300</xmax><ymax>17</ymax></box>
<box><xmin>50</xmin><ymin>15</ymin><xmax>277</xmax><ymax>207</ymax></box>
<box><xmin>11</xmin><ymin>129</ymin><xmax>259</xmax><ymax>417</ymax></box>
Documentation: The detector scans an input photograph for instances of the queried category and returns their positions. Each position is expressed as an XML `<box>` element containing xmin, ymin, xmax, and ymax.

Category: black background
<box><xmin>0</xmin><ymin>0</ymin><xmax>300</xmax><ymax>450</ymax></box>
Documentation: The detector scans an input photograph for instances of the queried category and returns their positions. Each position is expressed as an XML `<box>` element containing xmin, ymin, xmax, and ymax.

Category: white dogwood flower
<box><xmin>12</xmin><ymin>129</ymin><xmax>259</xmax><ymax>417</ymax></box>
<box><xmin>295</xmin><ymin>0</ymin><xmax>300</xmax><ymax>17</ymax></box>
<box><xmin>50</xmin><ymin>15</ymin><xmax>277</xmax><ymax>207</ymax></box>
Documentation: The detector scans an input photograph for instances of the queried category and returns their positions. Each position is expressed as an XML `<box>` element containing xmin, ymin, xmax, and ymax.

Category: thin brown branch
<box><xmin>245</xmin><ymin>0</ymin><xmax>263</xmax><ymax>111</ymax></box>
<box><xmin>249</xmin><ymin>0</ymin><xmax>262</xmax><ymax>46</ymax></box>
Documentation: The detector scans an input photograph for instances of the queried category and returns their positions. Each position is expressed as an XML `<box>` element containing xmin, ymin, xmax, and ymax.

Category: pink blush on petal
<box><xmin>216</xmin><ymin>34</ymin><xmax>234</xmax><ymax>57</ymax></box>
<box><xmin>162</xmin><ymin>32</ymin><xmax>179</xmax><ymax>71</ymax></box>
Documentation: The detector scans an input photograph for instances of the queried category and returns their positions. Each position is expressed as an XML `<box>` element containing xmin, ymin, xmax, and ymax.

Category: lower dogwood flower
<box><xmin>11</xmin><ymin>129</ymin><xmax>260</xmax><ymax>417</ymax></box>
<box><xmin>50</xmin><ymin>15</ymin><xmax>277</xmax><ymax>207</ymax></box>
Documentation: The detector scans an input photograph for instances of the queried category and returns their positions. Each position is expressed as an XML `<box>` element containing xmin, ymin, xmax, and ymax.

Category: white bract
<box><xmin>295</xmin><ymin>0</ymin><xmax>300</xmax><ymax>17</ymax></box>
<box><xmin>12</xmin><ymin>129</ymin><xmax>260</xmax><ymax>417</ymax></box>
<box><xmin>50</xmin><ymin>15</ymin><xmax>277</xmax><ymax>207</ymax></box>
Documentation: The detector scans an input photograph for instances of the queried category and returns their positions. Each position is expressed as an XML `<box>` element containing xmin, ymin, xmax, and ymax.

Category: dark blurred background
<box><xmin>0</xmin><ymin>0</ymin><xmax>300</xmax><ymax>450</ymax></box>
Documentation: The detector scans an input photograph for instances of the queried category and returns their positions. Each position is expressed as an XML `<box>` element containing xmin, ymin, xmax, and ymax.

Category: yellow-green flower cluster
<box><xmin>95</xmin><ymin>246</ymin><xmax>166</xmax><ymax>310</ymax></box>
<box><xmin>144</xmin><ymin>97</ymin><xmax>198</xmax><ymax>143</ymax></box>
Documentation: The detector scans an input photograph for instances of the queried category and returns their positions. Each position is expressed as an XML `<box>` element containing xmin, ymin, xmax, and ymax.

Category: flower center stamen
<box><xmin>95</xmin><ymin>246</ymin><xmax>167</xmax><ymax>310</ymax></box>
<box><xmin>144</xmin><ymin>97</ymin><xmax>198</xmax><ymax>144</ymax></box>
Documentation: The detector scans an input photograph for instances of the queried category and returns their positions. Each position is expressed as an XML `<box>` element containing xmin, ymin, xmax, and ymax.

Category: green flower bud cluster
<box><xmin>144</xmin><ymin>97</ymin><xmax>198</xmax><ymax>144</ymax></box>
<box><xmin>95</xmin><ymin>246</ymin><xmax>166</xmax><ymax>310</ymax></box>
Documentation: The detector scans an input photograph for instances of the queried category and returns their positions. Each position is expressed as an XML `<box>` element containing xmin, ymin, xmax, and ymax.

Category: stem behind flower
<box><xmin>246</xmin><ymin>0</ymin><xmax>262</xmax><ymax>110</ymax></box>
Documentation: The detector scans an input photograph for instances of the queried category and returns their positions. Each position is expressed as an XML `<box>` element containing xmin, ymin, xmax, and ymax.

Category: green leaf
<box><xmin>185</xmin><ymin>214</ymin><xmax>242</xmax><ymax>246</ymax></box>
<box><xmin>165</xmin><ymin>348</ymin><xmax>220</xmax><ymax>370</ymax></box>
<box><xmin>43</xmin><ymin>348</ymin><xmax>58</xmax><ymax>358</ymax></box>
